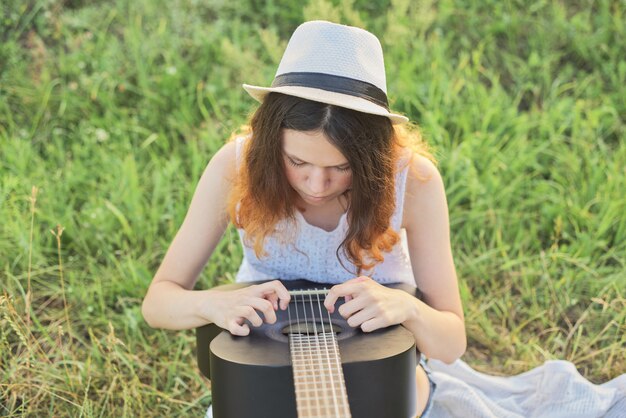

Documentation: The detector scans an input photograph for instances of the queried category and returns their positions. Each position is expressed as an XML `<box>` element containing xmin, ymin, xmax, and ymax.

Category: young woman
<box><xmin>142</xmin><ymin>20</ymin><xmax>466</xmax><ymax>417</ymax></box>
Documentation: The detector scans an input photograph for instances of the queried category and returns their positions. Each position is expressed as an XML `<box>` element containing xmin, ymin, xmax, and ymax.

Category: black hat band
<box><xmin>271</xmin><ymin>72</ymin><xmax>389</xmax><ymax>110</ymax></box>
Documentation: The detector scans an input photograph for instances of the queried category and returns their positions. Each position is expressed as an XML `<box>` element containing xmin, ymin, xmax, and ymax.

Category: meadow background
<box><xmin>1</xmin><ymin>0</ymin><xmax>624</xmax><ymax>416</ymax></box>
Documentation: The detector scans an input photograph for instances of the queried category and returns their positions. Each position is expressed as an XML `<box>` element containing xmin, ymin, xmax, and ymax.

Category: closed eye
<box><xmin>286</xmin><ymin>155</ymin><xmax>350</xmax><ymax>172</ymax></box>
<box><xmin>287</xmin><ymin>157</ymin><xmax>306</xmax><ymax>167</ymax></box>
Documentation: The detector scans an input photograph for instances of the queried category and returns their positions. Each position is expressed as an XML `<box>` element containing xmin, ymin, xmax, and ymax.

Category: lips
<box><xmin>303</xmin><ymin>193</ymin><xmax>328</xmax><ymax>200</ymax></box>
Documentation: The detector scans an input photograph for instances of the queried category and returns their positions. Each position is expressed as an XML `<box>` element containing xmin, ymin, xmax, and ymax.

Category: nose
<box><xmin>307</xmin><ymin>167</ymin><xmax>329</xmax><ymax>195</ymax></box>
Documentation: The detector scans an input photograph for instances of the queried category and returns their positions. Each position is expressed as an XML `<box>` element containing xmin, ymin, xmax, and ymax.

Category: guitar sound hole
<box><xmin>263</xmin><ymin>318</ymin><xmax>356</xmax><ymax>343</ymax></box>
<box><xmin>281</xmin><ymin>322</ymin><xmax>341</xmax><ymax>335</ymax></box>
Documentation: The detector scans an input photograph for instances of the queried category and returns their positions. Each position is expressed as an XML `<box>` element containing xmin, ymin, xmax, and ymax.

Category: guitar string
<box><xmin>327</xmin><ymin>296</ymin><xmax>351</xmax><ymax>415</ymax></box>
<box><xmin>286</xmin><ymin>299</ymin><xmax>298</xmax><ymax>414</ymax></box>
<box><xmin>302</xmin><ymin>295</ymin><xmax>328</xmax><ymax>414</ymax></box>
<box><xmin>312</xmin><ymin>292</ymin><xmax>342</xmax><ymax>417</ymax></box>
<box><xmin>294</xmin><ymin>295</ymin><xmax>321</xmax><ymax>413</ymax></box>
<box><xmin>305</xmin><ymin>291</ymin><xmax>329</xmax><ymax>416</ymax></box>
<box><xmin>318</xmin><ymin>292</ymin><xmax>352</xmax><ymax>416</ymax></box>
<box><xmin>289</xmin><ymin>294</ymin><xmax>312</xmax><ymax>416</ymax></box>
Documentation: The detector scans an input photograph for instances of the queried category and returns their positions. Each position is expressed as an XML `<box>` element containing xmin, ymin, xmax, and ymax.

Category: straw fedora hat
<box><xmin>242</xmin><ymin>20</ymin><xmax>409</xmax><ymax>124</ymax></box>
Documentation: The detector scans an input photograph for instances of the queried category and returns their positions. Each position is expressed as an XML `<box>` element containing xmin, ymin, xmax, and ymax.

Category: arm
<box><xmin>401</xmin><ymin>154</ymin><xmax>466</xmax><ymax>363</ymax></box>
<box><xmin>142</xmin><ymin>141</ymin><xmax>290</xmax><ymax>332</ymax></box>
<box><xmin>141</xmin><ymin>141</ymin><xmax>236</xmax><ymax>330</ymax></box>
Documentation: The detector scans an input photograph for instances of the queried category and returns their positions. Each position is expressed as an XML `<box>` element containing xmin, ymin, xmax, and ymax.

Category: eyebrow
<box><xmin>285</xmin><ymin>152</ymin><xmax>350</xmax><ymax>169</ymax></box>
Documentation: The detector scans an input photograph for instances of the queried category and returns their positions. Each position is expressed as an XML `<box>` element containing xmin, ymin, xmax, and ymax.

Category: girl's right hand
<box><xmin>201</xmin><ymin>280</ymin><xmax>291</xmax><ymax>336</ymax></box>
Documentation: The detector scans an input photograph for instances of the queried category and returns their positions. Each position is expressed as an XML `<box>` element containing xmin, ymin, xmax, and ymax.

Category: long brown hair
<box><xmin>228</xmin><ymin>93</ymin><xmax>432</xmax><ymax>275</ymax></box>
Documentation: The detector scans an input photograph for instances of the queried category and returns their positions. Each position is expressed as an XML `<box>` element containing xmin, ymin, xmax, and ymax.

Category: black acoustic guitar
<box><xmin>196</xmin><ymin>279</ymin><xmax>421</xmax><ymax>418</ymax></box>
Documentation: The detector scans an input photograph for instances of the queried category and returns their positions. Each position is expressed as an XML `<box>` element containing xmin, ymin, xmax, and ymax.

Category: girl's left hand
<box><xmin>324</xmin><ymin>276</ymin><xmax>416</xmax><ymax>332</ymax></box>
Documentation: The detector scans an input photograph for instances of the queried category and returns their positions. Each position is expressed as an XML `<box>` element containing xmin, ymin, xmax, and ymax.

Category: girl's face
<box><xmin>282</xmin><ymin>129</ymin><xmax>352</xmax><ymax>207</ymax></box>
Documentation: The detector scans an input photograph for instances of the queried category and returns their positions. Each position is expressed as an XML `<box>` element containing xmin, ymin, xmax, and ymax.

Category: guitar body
<box><xmin>196</xmin><ymin>279</ymin><xmax>421</xmax><ymax>418</ymax></box>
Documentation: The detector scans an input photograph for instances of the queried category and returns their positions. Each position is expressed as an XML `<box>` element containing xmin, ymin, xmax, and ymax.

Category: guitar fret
<box><xmin>292</xmin><ymin>357</ymin><xmax>337</xmax><ymax>368</ymax></box>
<box><xmin>291</xmin><ymin>370</ymin><xmax>345</xmax><ymax>377</ymax></box>
<box><xmin>292</xmin><ymin>373</ymin><xmax>346</xmax><ymax>378</ymax></box>
<box><xmin>294</xmin><ymin>385</ymin><xmax>346</xmax><ymax>389</ymax></box>
<box><xmin>294</xmin><ymin>381</ymin><xmax>346</xmax><ymax>386</ymax></box>
<box><xmin>292</xmin><ymin>389</ymin><xmax>348</xmax><ymax>397</ymax></box>
<box><xmin>295</xmin><ymin>403</ymin><xmax>352</xmax><ymax>414</ymax></box>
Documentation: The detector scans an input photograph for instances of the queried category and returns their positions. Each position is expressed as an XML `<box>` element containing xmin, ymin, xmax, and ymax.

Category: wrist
<box><xmin>402</xmin><ymin>293</ymin><xmax>422</xmax><ymax>328</ymax></box>
<box><xmin>195</xmin><ymin>289</ymin><xmax>219</xmax><ymax>324</ymax></box>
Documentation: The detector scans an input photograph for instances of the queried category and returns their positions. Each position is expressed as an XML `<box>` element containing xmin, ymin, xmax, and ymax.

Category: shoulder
<box><xmin>189</xmin><ymin>140</ymin><xmax>239</xmax><ymax>209</ymax></box>
<box><xmin>401</xmin><ymin>153</ymin><xmax>447</xmax><ymax>230</ymax></box>
<box><xmin>211</xmin><ymin>139</ymin><xmax>237</xmax><ymax>169</ymax></box>
<box><xmin>404</xmin><ymin>153</ymin><xmax>443</xmax><ymax>196</ymax></box>
<box><xmin>202</xmin><ymin>140</ymin><xmax>238</xmax><ymax>181</ymax></box>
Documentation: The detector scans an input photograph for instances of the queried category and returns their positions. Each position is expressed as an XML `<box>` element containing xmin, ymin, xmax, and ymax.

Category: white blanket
<box><xmin>204</xmin><ymin>359</ymin><xmax>626</xmax><ymax>418</ymax></box>
<box><xmin>427</xmin><ymin>359</ymin><xmax>626</xmax><ymax>418</ymax></box>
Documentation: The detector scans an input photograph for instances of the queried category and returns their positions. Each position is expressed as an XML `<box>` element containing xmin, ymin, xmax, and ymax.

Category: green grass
<box><xmin>1</xmin><ymin>0</ymin><xmax>625</xmax><ymax>415</ymax></box>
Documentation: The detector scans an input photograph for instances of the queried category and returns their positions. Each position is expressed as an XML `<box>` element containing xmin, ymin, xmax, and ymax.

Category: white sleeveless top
<box><xmin>234</xmin><ymin>136</ymin><xmax>415</xmax><ymax>285</ymax></box>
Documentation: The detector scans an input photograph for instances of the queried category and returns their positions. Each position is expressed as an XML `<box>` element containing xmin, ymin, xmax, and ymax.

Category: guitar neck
<box><xmin>290</xmin><ymin>331</ymin><xmax>352</xmax><ymax>418</ymax></box>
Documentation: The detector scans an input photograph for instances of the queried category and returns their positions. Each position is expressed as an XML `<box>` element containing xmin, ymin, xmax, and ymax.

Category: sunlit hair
<box><xmin>227</xmin><ymin>93</ymin><xmax>434</xmax><ymax>275</ymax></box>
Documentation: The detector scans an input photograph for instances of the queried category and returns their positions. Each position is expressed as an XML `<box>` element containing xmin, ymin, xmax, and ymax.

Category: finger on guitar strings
<box><xmin>236</xmin><ymin>305</ymin><xmax>264</xmax><ymax>328</ymax></box>
<box><xmin>265</xmin><ymin>292</ymin><xmax>279</xmax><ymax>311</ymax></box>
<box><xmin>244</xmin><ymin>296</ymin><xmax>277</xmax><ymax>324</ymax></box>
<box><xmin>338</xmin><ymin>295</ymin><xmax>369</xmax><ymax>319</ymax></box>
<box><xmin>257</xmin><ymin>280</ymin><xmax>291</xmax><ymax>310</ymax></box>
<box><xmin>324</xmin><ymin>276</ymin><xmax>371</xmax><ymax>312</ymax></box>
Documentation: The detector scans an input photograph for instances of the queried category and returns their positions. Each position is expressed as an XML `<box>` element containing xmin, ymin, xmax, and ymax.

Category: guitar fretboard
<box><xmin>289</xmin><ymin>331</ymin><xmax>352</xmax><ymax>418</ymax></box>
